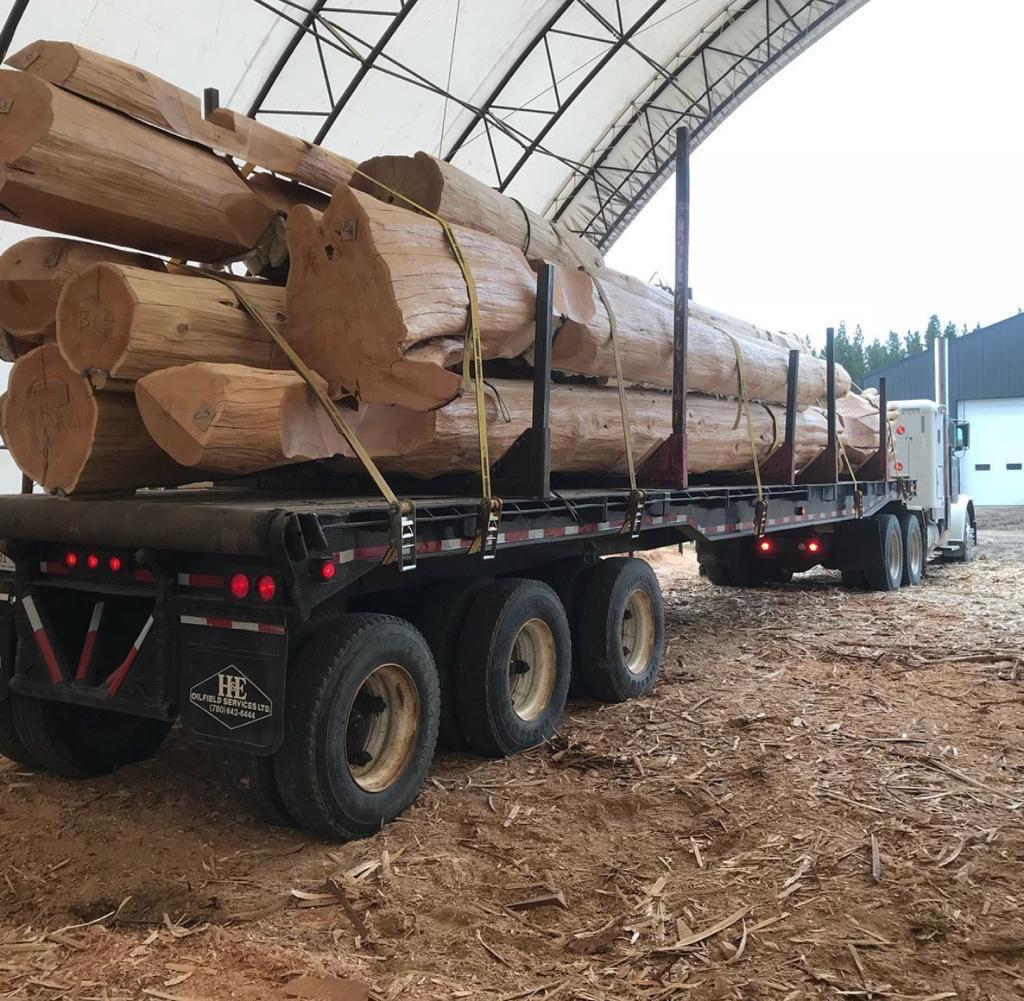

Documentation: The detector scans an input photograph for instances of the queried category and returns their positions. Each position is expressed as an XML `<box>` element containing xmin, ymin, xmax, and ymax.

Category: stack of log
<box><xmin>0</xmin><ymin>41</ymin><xmax>892</xmax><ymax>496</ymax></box>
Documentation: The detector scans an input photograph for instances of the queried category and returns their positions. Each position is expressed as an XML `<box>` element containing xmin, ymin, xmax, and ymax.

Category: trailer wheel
<box><xmin>578</xmin><ymin>558</ymin><xmax>665</xmax><ymax>703</ymax></box>
<box><xmin>0</xmin><ymin>696</ymin><xmax>38</xmax><ymax>768</ymax></box>
<box><xmin>863</xmin><ymin>514</ymin><xmax>904</xmax><ymax>592</ymax></box>
<box><xmin>529</xmin><ymin>558</ymin><xmax>593</xmax><ymax>695</ymax></box>
<box><xmin>10</xmin><ymin>696</ymin><xmax>171</xmax><ymax>778</ymax></box>
<box><xmin>454</xmin><ymin>579</ymin><xmax>570</xmax><ymax>758</ymax></box>
<box><xmin>415</xmin><ymin>578</ymin><xmax>489</xmax><ymax>750</ymax></box>
<box><xmin>273</xmin><ymin>614</ymin><xmax>439</xmax><ymax>840</ymax></box>
<box><xmin>899</xmin><ymin>512</ymin><xmax>924</xmax><ymax>586</ymax></box>
<box><xmin>221</xmin><ymin>751</ymin><xmax>297</xmax><ymax>828</ymax></box>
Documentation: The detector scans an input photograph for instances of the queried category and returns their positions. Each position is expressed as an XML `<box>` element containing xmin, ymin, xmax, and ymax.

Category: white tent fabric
<box><xmin>0</xmin><ymin>0</ymin><xmax>868</xmax><ymax>251</ymax></box>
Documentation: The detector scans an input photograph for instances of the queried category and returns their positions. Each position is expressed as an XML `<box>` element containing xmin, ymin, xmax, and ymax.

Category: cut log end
<box><xmin>56</xmin><ymin>262</ymin><xmax>137</xmax><ymax>373</ymax></box>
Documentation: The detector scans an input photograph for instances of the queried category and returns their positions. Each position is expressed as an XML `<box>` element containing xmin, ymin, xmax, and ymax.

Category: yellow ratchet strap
<box><xmin>347</xmin><ymin>165</ymin><xmax>500</xmax><ymax>556</ymax></box>
<box><xmin>726</xmin><ymin>335</ymin><xmax>768</xmax><ymax>535</ymax></box>
<box><xmin>195</xmin><ymin>271</ymin><xmax>416</xmax><ymax>568</ymax></box>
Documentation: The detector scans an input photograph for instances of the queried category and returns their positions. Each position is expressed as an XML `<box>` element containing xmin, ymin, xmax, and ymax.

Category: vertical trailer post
<box><xmin>640</xmin><ymin>126</ymin><xmax>690</xmax><ymax>487</ymax></box>
<box><xmin>759</xmin><ymin>348</ymin><xmax>801</xmax><ymax>484</ymax></box>
<box><xmin>798</xmin><ymin>328</ymin><xmax>839</xmax><ymax>484</ymax></box>
<box><xmin>492</xmin><ymin>264</ymin><xmax>554</xmax><ymax>498</ymax></box>
<box><xmin>203</xmin><ymin>88</ymin><xmax>221</xmax><ymax>119</ymax></box>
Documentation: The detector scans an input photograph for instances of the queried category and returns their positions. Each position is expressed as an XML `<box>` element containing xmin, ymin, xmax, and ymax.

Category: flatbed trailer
<box><xmin>0</xmin><ymin>128</ymin><xmax>956</xmax><ymax>840</ymax></box>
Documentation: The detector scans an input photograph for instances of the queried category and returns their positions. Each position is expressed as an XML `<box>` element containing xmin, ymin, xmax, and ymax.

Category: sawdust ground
<box><xmin>1</xmin><ymin>513</ymin><xmax>1022</xmax><ymax>1000</ymax></box>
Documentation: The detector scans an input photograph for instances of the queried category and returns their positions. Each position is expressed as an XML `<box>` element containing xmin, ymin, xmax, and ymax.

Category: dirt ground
<box><xmin>2</xmin><ymin>509</ymin><xmax>1022</xmax><ymax>1001</ymax></box>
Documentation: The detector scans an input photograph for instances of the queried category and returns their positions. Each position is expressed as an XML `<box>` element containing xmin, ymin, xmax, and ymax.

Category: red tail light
<box><xmin>256</xmin><ymin>575</ymin><xmax>276</xmax><ymax>602</ymax></box>
<box><xmin>228</xmin><ymin>572</ymin><xmax>250</xmax><ymax>599</ymax></box>
<box><xmin>807</xmin><ymin>539</ymin><xmax>821</xmax><ymax>554</ymax></box>
<box><xmin>758</xmin><ymin>539</ymin><xmax>772</xmax><ymax>553</ymax></box>
<box><xmin>108</xmin><ymin>555</ymin><xmax>123</xmax><ymax>573</ymax></box>
<box><xmin>64</xmin><ymin>551</ymin><xmax>78</xmax><ymax>568</ymax></box>
<box><xmin>86</xmin><ymin>554</ymin><xmax>100</xmax><ymax>570</ymax></box>
<box><xmin>319</xmin><ymin>560</ymin><xmax>337</xmax><ymax>581</ymax></box>
<box><xmin>895</xmin><ymin>424</ymin><xmax>906</xmax><ymax>435</ymax></box>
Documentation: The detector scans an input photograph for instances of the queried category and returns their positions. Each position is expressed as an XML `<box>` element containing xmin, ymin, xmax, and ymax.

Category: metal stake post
<box><xmin>798</xmin><ymin>328</ymin><xmax>839</xmax><ymax>484</ymax></box>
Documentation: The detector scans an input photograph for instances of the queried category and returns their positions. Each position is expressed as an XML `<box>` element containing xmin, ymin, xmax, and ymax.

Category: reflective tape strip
<box><xmin>39</xmin><ymin>561</ymin><xmax>69</xmax><ymax>575</ymax></box>
<box><xmin>177</xmin><ymin>572</ymin><xmax>224</xmax><ymax>589</ymax></box>
<box><xmin>75</xmin><ymin>601</ymin><xmax>104</xmax><ymax>682</ymax></box>
<box><xmin>179</xmin><ymin>614</ymin><xmax>285</xmax><ymax>636</ymax></box>
<box><xmin>106</xmin><ymin>616</ymin><xmax>155</xmax><ymax>697</ymax></box>
<box><xmin>22</xmin><ymin>595</ymin><xmax>63</xmax><ymax>684</ymax></box>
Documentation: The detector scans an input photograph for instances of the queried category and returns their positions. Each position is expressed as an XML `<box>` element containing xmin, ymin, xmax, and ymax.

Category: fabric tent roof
<box><xmin>1</xmin><ymin>0</ymin><xmax>868</xmax><ymax>251</ymax></box>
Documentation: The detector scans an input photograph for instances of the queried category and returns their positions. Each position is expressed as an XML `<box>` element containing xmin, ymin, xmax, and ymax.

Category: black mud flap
<box><xmin>0</xmin><ymin>580</ymin><xmax>15</xmax><ymax>700</ymax></box>
<box><xmin>178</xmin><ymin>613</ymin><xmax>287</xmax><ymax>755</ymax></box>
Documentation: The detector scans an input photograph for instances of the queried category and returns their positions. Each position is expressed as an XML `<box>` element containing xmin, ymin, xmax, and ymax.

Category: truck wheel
<box><xmin>529</xmin><ymin>558</ymin><xmax>593</xmax><ymax>696</ymax></box>
<box><xmin>273</xmin><ymin>614</ymin><xmax>439</xmax><ymax>841</ymax></box>
<box><xmin>454</xmin><ymin>579</ymin><xmax>570</xmax><ymax>758</ymax></box>
<box><xmin>221</xmin><ymin>751</ymin><xmax>297</xmax><ymax>828</ymax></box>
<box><xmin>415</xmin><ymin>577</ymin><xmax>489</xmax><ymax>750</ymax></box>
<box><xmin>10</xmin><ymin>696</ymin><xmax>171</xmax><ymax>778</ymax></box>
<box><xmin>0</xmin><ymin>696</ymin><xmax>39</xmax><ymax>768</ymax></box>
<box><xmin>863</xmin><ymin>514</ymin><xmax>903</xmax><ymax>592</ymax></box>
<box><xmin>899</xmin><ymin>512</ymin><xmax>924</xmax><ymax>585</ymax></box>
<box><xmin>578</xmin><ymin>558</ymin><xmax>665</xmax><ymax>703</ymax></box>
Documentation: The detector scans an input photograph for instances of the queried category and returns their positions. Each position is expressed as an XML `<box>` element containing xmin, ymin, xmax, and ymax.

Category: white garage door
<box><xmin>959</xmin><ymin>398</ymin><xmax>1024</xmax><ymax>504</ymax></box>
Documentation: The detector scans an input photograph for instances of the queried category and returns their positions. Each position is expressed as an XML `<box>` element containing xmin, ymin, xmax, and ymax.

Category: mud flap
<box><xmin>0</xmin><ymin>584</ymin><xmax>14</xmax><ymax>700</ymax></box>
<box><xmin>178</xmin><ymin>615</ymin><xmax>287</xmax><ymax>755</ymax></box>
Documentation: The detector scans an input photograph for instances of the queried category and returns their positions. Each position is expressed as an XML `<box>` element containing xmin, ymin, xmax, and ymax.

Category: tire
<box><xmin>955</xmin><ymin>519</ymin><xmax>976</xmax><ymax>563</ymax></box>
<box><xmin>899</xmin><ymin>512</ymin><xmax>924</xmax><ymax>586</ymax></box>
<box><xmin>578</xmin><ymin>558</ymin><xmax>665</xmax><ymax>703</ymax></box>
<box><xmin>863</xmin><ymin>514</ymin><xmax>903</xmax><ymax>592</ymax></box>
<box><xmin>454</xmin><ymin>579</ymin><xmax>571</xmax><ymax>758</ymax></box>
<box><xmin>0</xmin><ymin>695</ymin><xmax>38</xmax><ymax>768</ymax></box>
<box><xmin>221</xmin><ymin>751</ymin><xmax>297</xmax><ymax>828</ymax></box>
<box><xmin>10</xmin><ymin>696</ymin><xmax>171</xmax><ymax>779</ymax></box>
<box><xmin>529</xmin><ymin>558</ymin><xmax>593</xmax><ymax>696</ymax></box>
<box><xmin>274</xmin><ymin>614</ymin><xmax>440</xmax><ymax>841</ymax></box>
<box><xmin>414</xmin><ymin>577</ymin><xmax>489</xmax><ymax>750</ymax></box>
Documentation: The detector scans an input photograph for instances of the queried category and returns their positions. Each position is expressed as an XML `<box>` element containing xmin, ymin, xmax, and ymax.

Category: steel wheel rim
<box><xmin>621</xmin><ymin>587</ymin><xmax>655</xmax><ymax>675</ymax></box>
<box><xmin>508</xmin><ymin>618</ymin><xmax>557</xmax><ymax>721</ymax></box>
<box><xmin>346</xmin><ymin>663</ymin><xmax>419</xmax><ymax>793</ymax></box>
<box><xmin>886</xmin><ymin>530</ymin><xmax>902</xmax><ymax>582</ymax></box>
<box><xmin>909</xmin><ymin>527</ymin><xmax>922</xmax><ymax>576</ymax></box>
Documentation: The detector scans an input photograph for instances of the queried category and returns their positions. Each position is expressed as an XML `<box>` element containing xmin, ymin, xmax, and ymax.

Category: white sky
<box><xmin>607</xmin><ymin>0</ymin><xmax>1024</xmax><ymax>350</ymax></box>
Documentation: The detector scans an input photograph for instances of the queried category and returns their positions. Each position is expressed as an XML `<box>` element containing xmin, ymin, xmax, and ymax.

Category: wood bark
<box><xmin>837</xmin><ymin>391</ymin><xmax>898</xmax><ymax>467</ymax></box>
<box><xmin>352</xmin><ymin>151</ymin><xmax>605</xmax><ymax>272</ymax></box>
<box><xmin>135</xmin><ymin>364</ymin><xmax>337</xmax><ymax>473</ymax></box>
<box><xmin>284</xmin><ymin>190</ymin><xmax>547</xmax><ymax>409</ymax></box>
<box><xmin>550</xmin><ymin>269</ymin><xmax>849</xmax><ymax>402</ymax></box>
<box><xmin>135</xmin><ymin>363</ymin><xmax>832</xmax><ymax>480</ymax></box>
<box><xmin>0</xmin><ymin>237</ymin><xmax>164</xmax><ymax>345</ymax></box>
<box><xmin>0</xmin><ymin>69</ymin><xmax>277</xmax><ymax>261</ymax></box>
<box><xmin>1</xmin><ymin>345</ymin><xmax>193</xmax><ymax>494</ymax></box>
<box><xmin>8</xmin><ymin>40</ymin><xmax>356</xmax><ymax>195</ymax></box>
<box><xmin>57</xmin><ymin>264</ymin><xmax>287</xmax><ymax>382</ymax></box>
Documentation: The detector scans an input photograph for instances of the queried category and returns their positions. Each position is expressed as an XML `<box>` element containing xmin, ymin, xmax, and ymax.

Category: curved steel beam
<box><xmin>0</xmin><ymin>0</ymin><xmax>31</xmax><ymax>63</ymax></box>
<box><xmin>248</xmin><ymin>0</ymin><xmax>329</xmax><ymax>117</ymax></box>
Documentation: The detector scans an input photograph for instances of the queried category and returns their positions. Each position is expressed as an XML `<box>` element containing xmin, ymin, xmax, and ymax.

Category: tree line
<box><xmin>821</xmin><ymin>315</ymin><xmax>978</xmax><ymax>386</ymax></box>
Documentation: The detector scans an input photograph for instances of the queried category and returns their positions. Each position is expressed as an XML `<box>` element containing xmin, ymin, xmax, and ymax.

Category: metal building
<box><xmin>863</xmin><ymin>313</ymin><xmax>1024</xmax><ymax>505</ymax></box>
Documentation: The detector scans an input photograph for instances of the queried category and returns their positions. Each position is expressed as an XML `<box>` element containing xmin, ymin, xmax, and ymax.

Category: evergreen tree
<box><xmin>943</xmin><ymin>320</ymin><xmax>957</xmax><ymax>339</ymax></box>
<box><xmin>886</xmin><ymin>331</ymin><xmax>902</xmax><ymax>363</ymax></box>
<box><xmin>864</xmin><ymin>338</ymin><xmax>888</xmax><ymax>373</ymax></box>
<box><xmin>904</xmin><ymin>330</ymin><xmax>924</xmax><ymax>354</ymax></box>
<box><xmin>924</xmin><ymin>314</ymin><xmax>942</xmax><ymax>350</ymax></box>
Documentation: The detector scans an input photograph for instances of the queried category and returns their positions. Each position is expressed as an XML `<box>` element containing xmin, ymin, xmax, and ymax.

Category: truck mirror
<box><xmin>954</xmin><ymin>422</ymin><xmax>970</xmax><ymax>451</ymax></box>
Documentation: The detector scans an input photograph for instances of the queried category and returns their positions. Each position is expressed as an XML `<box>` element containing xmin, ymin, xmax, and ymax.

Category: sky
<box><xmin>606</xmin><ymin>0</ymin><xmax>1024</xmax><ymax>351</ymax></box>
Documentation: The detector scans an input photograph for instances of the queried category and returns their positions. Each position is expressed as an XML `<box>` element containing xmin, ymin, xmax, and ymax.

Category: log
<box><xmin>352</xmin><ymin>152</ymin><xmax>605</xmax><ymax>272</ymax></box>
<box><xmin>550</xmin><ymin>269</ymin><xmax>850</xmax><ymax>402</ymax></box>
<box><xmin>0</xmin><ymin>237</ymin><xmax>165</xmax><ymax>345</ymax></box>
<box><xmin>837</xmin><ymin>391</ymin><xmax>899</xmax><ymax>467</ymax></box>
<box><xmin>136</xmin><ymin>364</ymin><xmax>831</xmax><ymax>480</ymax></box>
<box><xmin>0</xmin><ymin>69</ymin><xmax>277</xmax><ymax>261</ymax></box>
<box><xmin>57</xmin><ymin>264</ymin><xmax>287</xmax><ymax>382</ymax></box>
<box><xmin>284</xmin><ymin>190</ymin><xmax>552</xmax><ymax>409</ymax></box>
<box><xmin>8</xmin><ymin>40</ymin><xmax>356</xmax><ymax>195</ymax></box>
<box><xmin>1</xmin><ymin>344</ymin><xmax>193</xmax><ymax>493</ymax></box>
<box><xmin>135</xmin><ymin>364</ymin><xmax>338</xmax><ymax>473</ymax></box>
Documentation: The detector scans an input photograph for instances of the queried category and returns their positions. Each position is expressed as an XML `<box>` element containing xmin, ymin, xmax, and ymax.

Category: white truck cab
<box><xmin>891</xmin><ymin>336</ymin><xmax>976</xmax><ymax>561</ymax></box>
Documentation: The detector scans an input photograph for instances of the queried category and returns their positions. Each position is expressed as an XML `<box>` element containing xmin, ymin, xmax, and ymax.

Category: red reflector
<box><xmin>895</xmin><ymin>424</ymin><xmax>906</xmax><ymax>435</ymax></box>
<box><xmin>319</xmin><ymin>560</ymin><xmax>337</xmax><ymax>581</ymax></box>
<box><xmin>64</xmin><ymin>551</ymin><xmax>78</xmax><ymax>568</ymax></box>
<box><xmin>807</xmin><ymin>540</ymin><xmax>821</xmax><ymax>554</ymax></box>
<box><xmin>256</xmin><ymin>575</ymin><xmax>276</xmax><ymax>602</ymax></box>
<box><xmin>86</xmin><ymin>554</ymin><xmax>99</xmax><ymax>570</ymax></box>
<box><xmin>108</xmin><ymin>556</ymin><xmax>123</xmax><ymax>573</ymax></box>
<box><xmin>229</xmin><ymin>572</ymin><xmax>250</xmax><ymax>599</ymax></box>
<box><xmin>758</xmin><ymin>540</ymin><xmax>772</xmax><ymax>552</ymax></box>
<box><xmin>895</xmin><ymin>461</ymin><xmax>904</xmax><ymax>472</ymax></box>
